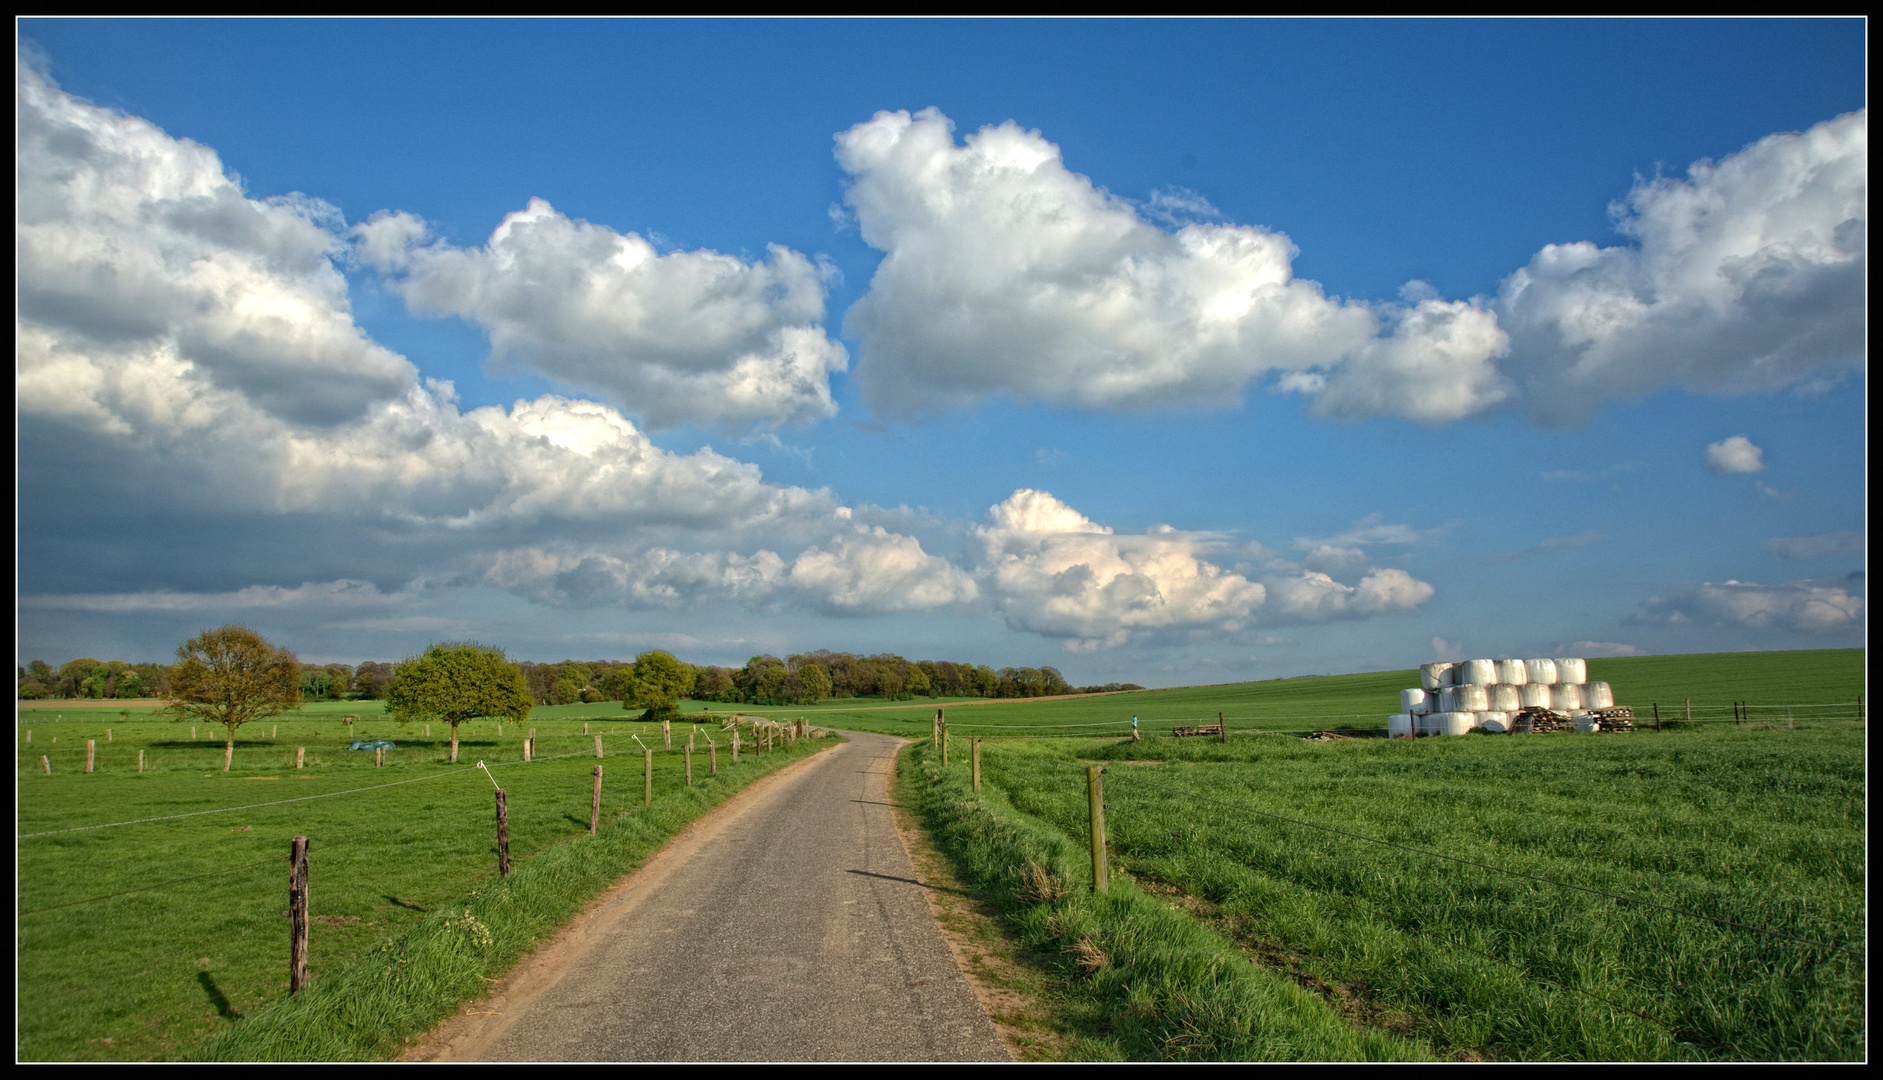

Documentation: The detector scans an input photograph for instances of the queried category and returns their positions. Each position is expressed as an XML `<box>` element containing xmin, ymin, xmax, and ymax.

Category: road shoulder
<box><xmin>889</xmin><ymin>743</ymin><xmax>1067</xmax><ymax>1062</ymax></box>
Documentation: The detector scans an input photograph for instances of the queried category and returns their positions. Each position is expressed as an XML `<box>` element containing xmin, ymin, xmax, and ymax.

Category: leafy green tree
<box><xmin>164</xmin><ymin>626</ymin><xmax>302</xmax><ymax>771</ymax></box>
<box><xmin>624</xmin><ymin>651</ymin><xmax>696</xmax><ymax>718</ymax></box>
<box><xmin>797</xmin><ymin>661</ymin><xmax>831</xmax><ymax>705</ymax></box>
<box><xmin>553</xmin><ymin>663</ymin><xmax>593</xmax><ymax>706</ymax></box>
<box><xmin>387</xmin><ymin>642</ymin><xmax>533</xmax><ymax>763</ymax></box>
<box><xmin>905</xmin><ymin>666</ymin><xmax>931</xmax><ymax>698</ymax></box>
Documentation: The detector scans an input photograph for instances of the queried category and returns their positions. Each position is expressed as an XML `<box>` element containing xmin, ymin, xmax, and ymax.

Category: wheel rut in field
<box><xmin>407</xmin><ymin>730</ymin><xmax>1008</xmax><ymax>1062</ymax></box>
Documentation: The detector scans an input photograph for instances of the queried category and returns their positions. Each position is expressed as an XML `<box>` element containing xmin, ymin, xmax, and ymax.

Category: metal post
<box><xmin>1087</xmin><ymin>766</ymin><xmax>1108</xmax><ymax>894</ymax></box>
<box><xmin>288</xmin><ymin>835</ymin><xmax>309</xmax><ymax>993</ymax></box>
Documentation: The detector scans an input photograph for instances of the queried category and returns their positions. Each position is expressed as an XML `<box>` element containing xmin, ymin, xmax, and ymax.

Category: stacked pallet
<box><xmin>1386</xmin><ymin>657</ymin><xmax>1621</xmax><ymax>737</ymax></box>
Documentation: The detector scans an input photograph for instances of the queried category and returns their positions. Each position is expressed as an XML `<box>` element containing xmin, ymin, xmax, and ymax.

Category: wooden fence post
<box><xmin>934</xmin><ymin>708</ymin><xmax>942</xmax><ymax>750</ymax></box>
<box><xmin>1219</xmin><ymin>711</ymin><xmax>1227</xmax><ymax>744</ymax></box>
<box><xmin>41</xmin><ymin>755</ymin><xmax>50</xmax><ymax>774</ymax></box>
<box><xmin>1685</xmin><ymin>698</ymin><xmax>1691</xmax><ymax>722</ymax></box>
<box><xmin>495</xmin><ymin>789</ymin><xmax>510</xmax><ymax>878</ymax></box>
<box><xmin>584</xmin><ymin>722</ymin><xmax>589</xmax><ymax>735</ymax></box>
<box><xmin>1653</xmin><ymin>703</ymin><xmax>1660</xmax><ymax>732</ymax></box>
<box><xmin>663</xmin><ymin>718</ymin><xmax>672</xmax><ymax>750</ymax></box>
<box><xmin>971</xmin><ymin>738</ymin><xmax>981</xmax><ymax>793</ymax></box>
<box><xmin>288</xmin><ymin>836</ymin><xmax>309</xmax><ymax>994</ymax></box>
<box><xmin>595</xmin><ymin>735</ymin><xmax>604</xmax><ymax>759</ymax></box>
<box><xmin>685</xmin><ymin>743</ymin><xmax>693</xmax><ymax>787</ymax></box>
<box><xmin>138</xmin><ymin>749</ymin><xmax>145</xmax><ymax>773</ymax></box>
<box><xmin>87</xmin><ymin>739</ymin><xmax>95</xmax><ymax>773</ymax></box>
<box><xmin>591</xmin><ymin>766</ymin><xmax>603</xmax><ymax>835</ymax></box>
<box><xmin>709</xmin><ymin>737</ymin><xmax>718</xmax><ymax>775</ymax></box>
<box><xmin>796</xmin><ymin>719</ymin><xmax>804</xmax><ymax>740</ymax></box>
<box><xmin>297</xmin><ymin>746</ymin><xmax>305</xmax><ymax>769</ymax></box>
<box><xmin>1087</xmin><ymin>766</ymin><xmax>1108</xmax><ymax>894</ymax></box>
<box><xmin>732</xmin><ymin>731</ymin><xmax>739</xmax><ymax>764</ymax></box>
<box><xmin>644</xmin><ymin>748</ymin><xmax>654</xmax><ymax>805</ymax></box>
<box><xmin>108</xmin><ymin>729</ymin><xmax>113</xmax><ymax>742</ymax></box>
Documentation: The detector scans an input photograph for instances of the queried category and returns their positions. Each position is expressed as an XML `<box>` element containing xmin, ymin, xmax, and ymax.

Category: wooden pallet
<box><xmin>1171</xmin><ymin>724</ymin><xmax>1225</xmax><ymax>738</ymax></box>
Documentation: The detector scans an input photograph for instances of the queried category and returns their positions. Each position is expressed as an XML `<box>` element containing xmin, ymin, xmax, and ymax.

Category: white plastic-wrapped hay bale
<box><xmin>1519</xmin><ymin>684</ymin><xmax>1553</xmax><ymax>709</ymax></box>
<box><xmin>1441</xmin><ymin>712</ymin><xmax>1478</xmax><ymax>737</ymax></box>
<box><xmin>1575</xmin><ymin>712</ymin><xmax>1601</xmax><ymax>733</ymax></box>
<box><xmin>1551</xmin><ymin>683</ymin><xmax>1583</xmax><ymax>712</ymax></box>
<box><xmin>1388</xmin><ymin>714</ymin><xmax>1414</xmax><ymax>738</ymax></box>
<box><xmin>1442</xmin><ymin>684</ymin><xmax>1489</xmax><ymax>712</ymax></box>
<box><xmin>1524</xmin><ymin>658</ymin><xmax>1558</xmax><ymax>685</ymax></box>
<box><xmin>1401</xmin><ymin>688</ymin><xmax>1430</xmax><ymax>713</ymax></box>
<box><xmin>1420</xmin><ymin>662</ymin><xmax>1454</xmax><ymax>691</ymax></box>
<box><xmin>1457</xmin><ymin>658</ymin><xmax>1497</xmax><ymax>685</ymax></box>
<box><xmin>1416</xmin><ymin>712</ymin><xmax>1448</xmax><ymax>736</ymax></box>
<box><xmin>1478</xmin><ymin>710</ymin><xmax>1511</xmax><ymax>733</ymax></box>
<box><xmin>1582</xmin><ymin>682</ymin><xmax>1615</xmax><ymax>709</ymax></box>
<box><xmin>1554</xmin><ymin>658</ymin><xmax>1588</xmax><ymax>684</ymax></box>
<box><xmin>1496</xmin><ymin>658</ymin><xmax>1528</xmax><ymax>685</ymax></box>
<box><xmin>1489</xmin><ymin>684</ymin><xmax>1523</xmax><ymax>711</ymax></box>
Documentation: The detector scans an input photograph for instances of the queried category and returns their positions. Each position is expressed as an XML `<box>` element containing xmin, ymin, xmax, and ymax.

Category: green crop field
<box><xmin>724</xmin><ymin>648</ymin><xmax>1867</xmax><ymax>738</ymax></box>
<box><xmin>873</xmin><ymin>649</ymin><xmax>1865</xmax><ymax>1061</ymax></box>
<box><xmin>15</xmin><ymin>707</ymin><xmax>828</xmax><ymax>1061</ymax></box>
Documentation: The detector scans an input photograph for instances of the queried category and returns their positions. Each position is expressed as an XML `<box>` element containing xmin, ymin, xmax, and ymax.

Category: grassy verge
<box><xmin>896</xmin><ymin>741</ymin><xmax>1429</xmax><ymax>1061</ymax></box>
<box><xmin>967</xmin><ymin>725</ymin><xmax>1864</xmax><ymax>1061</ymax></box>
<box><xmin>189</xmin><ymin>729</ymin><xmax>836</xmax><ymax>1061</ymax></box>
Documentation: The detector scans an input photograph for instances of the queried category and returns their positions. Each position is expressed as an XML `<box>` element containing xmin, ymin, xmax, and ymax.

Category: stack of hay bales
<box><xmin>1387</xmin><ymin>657</ymin><xmax>1616</xmax><ymax>736</ymax></box>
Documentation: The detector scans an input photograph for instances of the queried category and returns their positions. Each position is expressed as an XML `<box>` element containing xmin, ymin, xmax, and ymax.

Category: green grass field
<box><xmin>16</xmin><ymin>649</ymin><xmax>1864</xmax><ymax>1060</ymax></box>
<box><xmin>882</xmin><ymin>649</ymin><xmax>1865</xmax><ymax>1061</ymax></box>
<box><xmin>16</xmin><ymin>708</ymin><xmax>825</xmax><ymax>1061</ymax></box>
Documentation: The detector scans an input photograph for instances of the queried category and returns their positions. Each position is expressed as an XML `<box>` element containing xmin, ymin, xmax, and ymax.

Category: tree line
<box><xmin>18</xmin><ymin>649</ymin><xmax>1139</xmax><ymax>706</ymax></box>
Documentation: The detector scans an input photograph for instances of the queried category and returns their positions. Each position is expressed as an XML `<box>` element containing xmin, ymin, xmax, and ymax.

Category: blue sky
<box><xmin>16</xmin><ymin>19</ymin><xmax>1867</xmax><ymax>681</ymax></box>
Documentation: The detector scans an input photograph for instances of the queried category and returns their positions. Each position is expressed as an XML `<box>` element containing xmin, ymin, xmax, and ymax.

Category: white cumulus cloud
<box><xmin>1263</xmin><ymin>568</ymin><xmax>1435</xmax><ymax>622</ymax></box>
<box><xmin>788</xmin><ymin>526</ymin><xmax>980</xmax><ymax>613</ymax></box>
<box><xmin>968</xmin><ymin>489</ymin><xmax>1267</xmax><ymax>649</ymax></box>
<box><xmin>355</xmin><ymin>200</ymin><xmax>848</xmax><ymax>430</ymax></box>
<box><xmin>1498</xmin><ymin>110</ymin><xmax>1866</xmax><ymax>425</ymax></box>
<box><xmin>835</xmin><ymin>108</ymin><xmax>1508</xmax><ymax>423</ymax></box>
<box><xmin>1704</xmin><ymin>434</ymin><xmax>1766</xmax><ymax>474</ymax></box>
<box><xmin>17</xmin><ymin>60</ymin><xmax>415</xmax><ymax>427</ymax></box>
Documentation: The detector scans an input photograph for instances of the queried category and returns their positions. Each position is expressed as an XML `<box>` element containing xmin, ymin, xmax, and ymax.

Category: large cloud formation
<box><xmin>836</xmin><ymin>108</ymin><xmax>1509</xmax><ymax>423</ymax></box>
<box><xmin>356</xmin><ymin>201</ymin><xmax>848</xmax><ymax>430</ymax></box>
<box><xmin>836</xmin><ymin>107</ymin><xmax>1864</xmax><ymax>426</ymax></box>
<box><xmin>1499</xmin><ymin>110</ymin><xmax>1867</xmax><ymax>424</ymax></box>
<box><xmin>16</xmin><ymin>60</ymin><xmax>841</xmax><ymax>606</ymax></box>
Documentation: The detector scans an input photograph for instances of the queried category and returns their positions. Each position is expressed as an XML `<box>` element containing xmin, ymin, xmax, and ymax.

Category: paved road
<box><xmin>415</xmin><ymin>730</ymin><xmax>1008</xmax><ymax>1062</ymax></box>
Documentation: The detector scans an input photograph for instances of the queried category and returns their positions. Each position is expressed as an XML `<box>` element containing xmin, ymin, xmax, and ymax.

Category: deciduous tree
<box><xmin>387</xmin><ymin>642</ymin><xmax>533</xmax><ymax>763</ymax></box>
<box><xmin>164</xmin><ymin>625</ymin><xmax>302</xmax><ymax>771</ymax></box>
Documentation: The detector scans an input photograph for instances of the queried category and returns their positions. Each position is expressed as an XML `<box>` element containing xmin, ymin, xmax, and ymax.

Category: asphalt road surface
<box><xmin>414</xmin><ymin>729</ymin><xmax>1009</xmax><ymax>1062</ymax></box>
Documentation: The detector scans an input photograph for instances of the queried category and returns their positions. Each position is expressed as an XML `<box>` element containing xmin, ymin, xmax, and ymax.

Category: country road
<box><xmin>408</xmin><ymin>730</ymin><xmax>1009</xmax><ymax>1062</ymax></box>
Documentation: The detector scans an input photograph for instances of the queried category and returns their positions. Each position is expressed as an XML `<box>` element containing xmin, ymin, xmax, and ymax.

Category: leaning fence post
<box><xmin>591</xmin><ymin>765</ymin><xmax>603</xmax><ymax>835</ymax></box>
<box><xmin>971</xmin><ymin>738</ymin><xmax>981</xmax><ymax>793</ymax></box>
<box><xmin>41</xmin><ymin>754</ymin><xmax>50</xmax><ymax>774</ymax></box>
<box><xmin>1087</xmin><ymin>766</ymin><xmax>1108</xmax><ymax>894</ymax></box>
<box><xmin>87</xmin><ymin>739</ymin><xmax>95</xmax><ymax>773</ymax></box>
<box><xmin>495</xmin><ymin>789</ymin><xmax>510</xmax><ymax>877</ymax></box>
<box><xmin>644</xmin><ymin>748</ymin><xmax>654</xmax><ymax>805</ymax></box>
<box><xmin>288</xmin><ymin>836</ymin><xmax>309</xmax><ymax>994</ymax></box>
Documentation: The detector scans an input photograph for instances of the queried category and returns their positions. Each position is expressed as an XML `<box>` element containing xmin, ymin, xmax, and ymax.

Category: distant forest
<box><xmin>16</xmin><ymin>652</ymin><xmax>1142</xmax><ymax>707</ymax></box>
